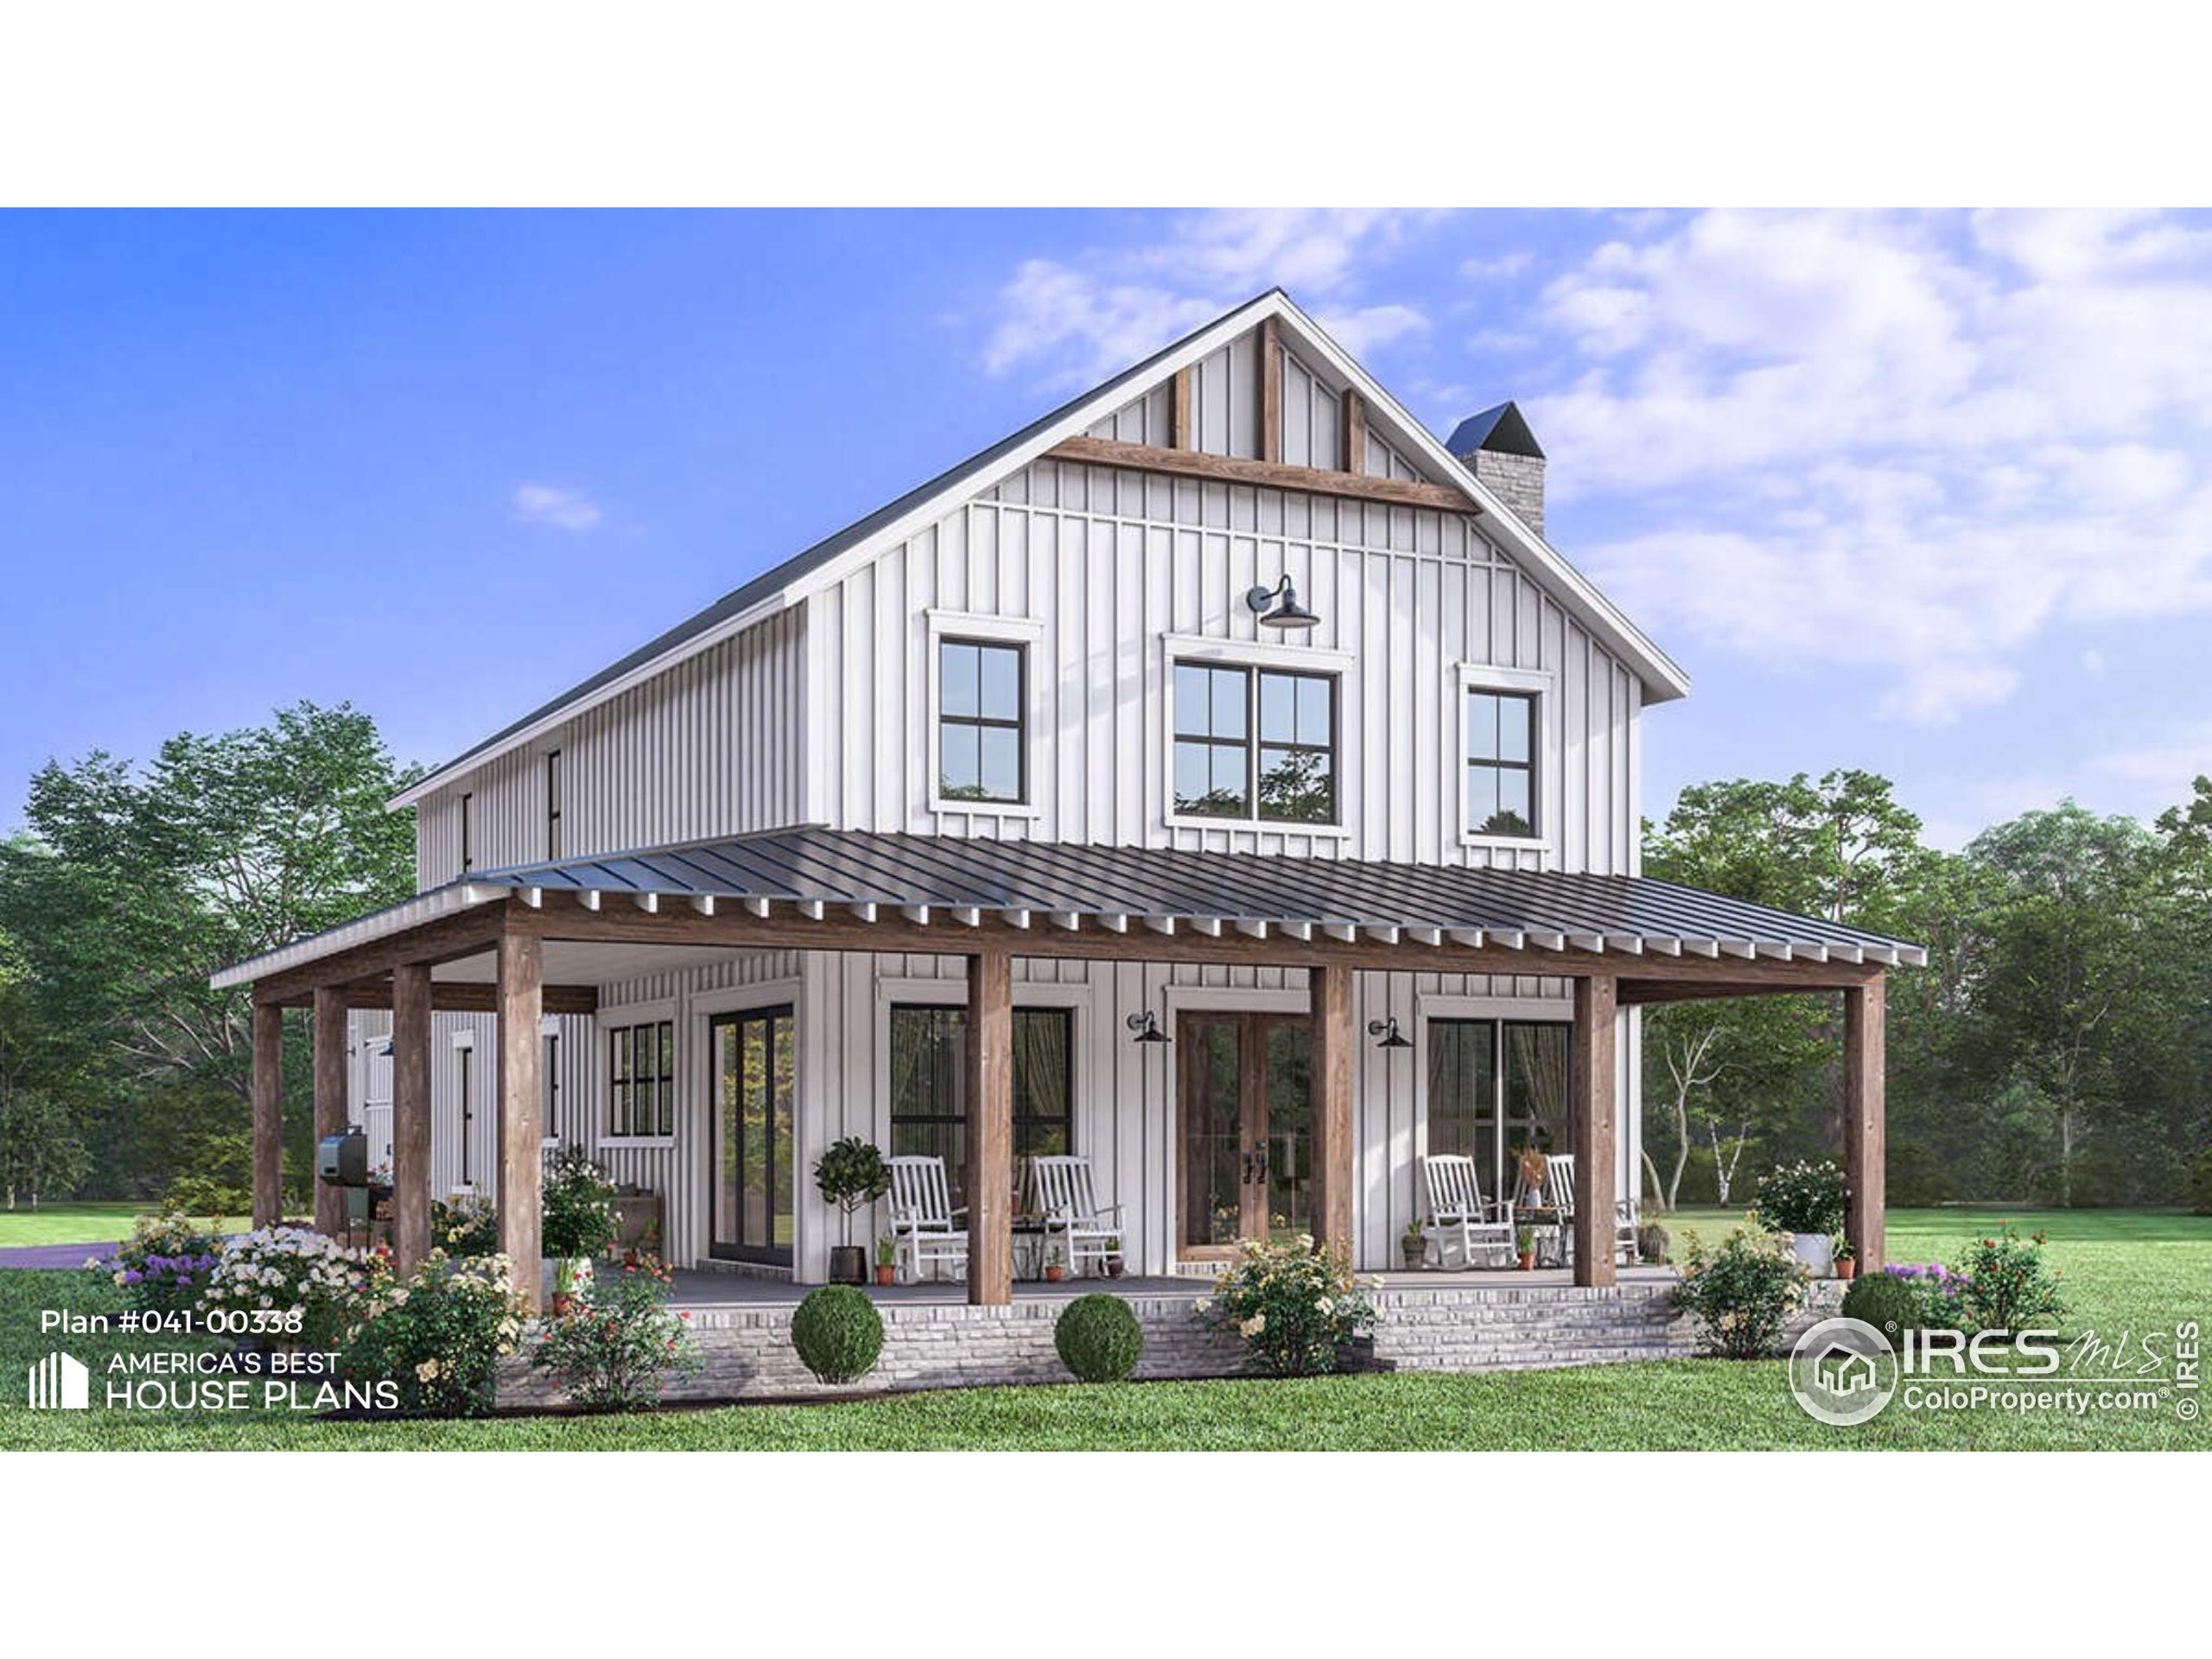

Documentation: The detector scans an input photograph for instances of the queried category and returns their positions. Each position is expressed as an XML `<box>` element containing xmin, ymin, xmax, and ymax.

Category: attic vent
<box><xmin>1446</xmin><ymin>401</ymin><xmax>1547</xmax><ymax>537</ymax></box>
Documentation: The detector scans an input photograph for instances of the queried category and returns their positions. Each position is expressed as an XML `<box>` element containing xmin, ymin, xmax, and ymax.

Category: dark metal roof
<box><xmin>468</xmin><ymin>827</ymin><xmax>1925</xmax><ymax>966</ymax></box>
<box><xmin>1446</xmin><ymin>401</ymin><xmax>1545</xmax><ymax>461</ymax></box>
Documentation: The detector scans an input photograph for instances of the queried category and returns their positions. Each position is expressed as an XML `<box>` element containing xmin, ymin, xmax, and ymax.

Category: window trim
<box><xmin>603</xmin><ymin>1014</ymin><xmax>678</xmax><ymax>1144</ymax></box>
<box><xmin>1453</xmin><ymin>664</ymin><xmax>1556</xmax><ymax>855</ymax></box>
<box><xmin>925</xmin><ymin>609</ymin><xmax>1044</xmax><ymax>820</ymax></box>
<box><xmin>1165</xmin><ymin>639</ymin><xmax>1350</xmax><ymax>836</ymax></box>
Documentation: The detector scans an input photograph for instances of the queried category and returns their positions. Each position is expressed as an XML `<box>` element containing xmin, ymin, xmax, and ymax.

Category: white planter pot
<box><xmin>1789</xmin><ymin>1232</ymin><xmax>1834</xmax><ymax>1276</ymax></box>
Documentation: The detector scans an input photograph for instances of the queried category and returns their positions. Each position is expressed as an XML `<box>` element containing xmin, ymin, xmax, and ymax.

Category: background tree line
<box><xmin>1642</xmin><ymin>770</ymin><xmax>2212</xmax><ymax>1210</ymax></box>
<box><xmin>0</xmin><ymin>705</ymin><xmax>2206</xmax><ymax>1211</ymax></box>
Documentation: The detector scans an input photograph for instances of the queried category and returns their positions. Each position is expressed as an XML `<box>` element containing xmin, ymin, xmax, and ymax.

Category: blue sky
<box><xmin>4</xmin><ymin>207</ymin><xmax>2208</xmax><ymax>849</ymax></box>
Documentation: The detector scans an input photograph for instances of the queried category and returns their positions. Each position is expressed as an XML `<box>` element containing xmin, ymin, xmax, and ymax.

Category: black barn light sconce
<box><xmin>1246</xmin><ymin>575</ymin><xmax>1320</xmax><ymax>631</ymax></box>
<box><xmin>1368</xmin><ymin>1016</ymin><xmax>1413</xmax><ymax>1051</ymax></box>
<box><xmin>1126</xmin><ymin>1009</ymin><xmax>1172</xmax><ymax>1046</ymax></box>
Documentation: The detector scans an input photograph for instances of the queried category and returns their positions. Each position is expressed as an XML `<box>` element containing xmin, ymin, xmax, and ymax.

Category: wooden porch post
<box><xmin>1308</xmin><ymin>963</ymin><xmax>1355</xmax><ymax>1260</ymax></box>
<box><xmin>391</xmin><ymin>961</ymin><xmax>433</xmax><ymax>1276</ymax></box>
<box><xmin>965</xmin><ymin>949</ymin><xmax>1013</xmax><ymax>1306</ymax></box>
<box><xmin>1844</xmin><ymin>976</ymin><xmax>1886</xmax><ymax>1273</ymax></box>
<box><xmin>251</xmin><ymin>1000</ymin><xmax>284</xmax><ymax>1228</ymax></box>
<box><xmin>1571</xmin><ymin>973</ymin><xmax>1618</xmax><ymax>1289</ymax></box>
<box><xmin>312</xmin><ymin>987</ymin><xmax>349</xmax><ymax>1236</ymax></box>
<box><xmin>497</xmin><ymin>927</ymin><xmax>544</xmax><ymax>1311</ymax></box>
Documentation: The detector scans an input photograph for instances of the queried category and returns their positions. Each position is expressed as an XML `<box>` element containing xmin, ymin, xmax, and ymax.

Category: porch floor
<box><xmin>668</xmin><ymin>1264</ymin><xmax>1679</xmax><ymax>1308</ymax></box>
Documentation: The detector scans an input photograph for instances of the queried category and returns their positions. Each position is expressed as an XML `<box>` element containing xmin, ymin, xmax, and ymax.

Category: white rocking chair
<box><xmin>887</xmin><ymin>1155</ymin><xmax>969</xmax><ymax>1283</ymax></box>
<box><xmin>1027</xmin><ymin>1154</ymin><xmax>1125</xmax><ymax>1280</ymax></box>
<box><xmin>1420</xmin><ymin>1154</ymin><xmax>1516</xmax><ymax>1269</ymax></box>
<box><xmin>1540</xmin><ymin>1153</ymin><xmax>1640</xmax><ymax>1266</ymax></box>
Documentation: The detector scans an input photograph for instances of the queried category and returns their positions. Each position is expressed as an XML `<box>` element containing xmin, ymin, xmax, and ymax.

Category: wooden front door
<box><xmin>1176</xmin><ymin>1011</ymin><xmax>1312</xmax><ymax>1260</ymax></box>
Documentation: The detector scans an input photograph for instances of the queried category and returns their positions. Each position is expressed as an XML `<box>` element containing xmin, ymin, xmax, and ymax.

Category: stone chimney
<box><xmin>1445</xmin><ymin>402</ymin><xmax>1546</xmax><ymax>537</ymax></box>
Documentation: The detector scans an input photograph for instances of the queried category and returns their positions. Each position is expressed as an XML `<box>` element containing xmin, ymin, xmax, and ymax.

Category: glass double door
<box><xmin>1177</xmin><ymin>1012</ymin><xmax>1312</xmax><ymax>1259</ymax></box>
<box><xmin>709</xmin><ymin>1006</ymin><xmax>794</xmax><ymax>1265</ymax></box>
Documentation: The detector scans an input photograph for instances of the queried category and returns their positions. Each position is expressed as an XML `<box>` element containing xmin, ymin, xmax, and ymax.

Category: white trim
<box><xmin>1160</xmin><ymin>632</ymin><xmax>1355</xmax><ymax>673</ymax></box>
<box><xmin>925</xmin><ymin>609</ymin><xmax>1046</xmax><ymax>822</ymax></box>
<box><xmin>1161</xmin><ymin>983</ymin><xmax>1309</xmax><ymax>1020</ymax></box>
<box><xmin>1454</xmin><ymin>662</ymin><xmax>1558</xmax><ymax>860</ymax></box>
<box><xmin>207</xmin><ymin>882</ymin><xmax>509</xmax><ymax>989</ymax></box>
<box><xmin>449</xmin><ymin>1028</ymin><xmax>475</xmax><ymax>1051</ymax></box>
<box><xmin>690</xmin><ymin>978</ymin><xmax>804</xmax><ymax>1020</ymax></box>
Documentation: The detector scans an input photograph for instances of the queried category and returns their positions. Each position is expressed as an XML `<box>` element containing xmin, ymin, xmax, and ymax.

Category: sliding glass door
<box><xmin>709</xmin><ymin>1005</ymin><xmax>795</xmax><ymax>1265</ymax></box>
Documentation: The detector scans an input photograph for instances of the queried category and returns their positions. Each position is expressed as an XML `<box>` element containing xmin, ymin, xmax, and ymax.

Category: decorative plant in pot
<box><xmin>1752</xmin><ymin>1159</ymin><xmax>1847</xmax><ymax>1276</ymax></box>
<box><xmin>1402</xmin><ymin>1216</ymin><xmax>1428</xmax><ymax>1270</ymax></box>
<box><xmin>1103</xmin><ymin>1236</ymin><xmax>1125</xmax><ymax>1278</ymax></box>
<box><xmin>1515</xmin><ymin>1143</ymin><xmax>1550</xmax><ymax>1207</ymax></box>
<box><xmin>813</xmin><ymin>1137</ymin><xmax>890</xmax><ymax>1286</ymax></box>
<box><xmin>874</xmin><ymin>1234</ymin><xmax>898</xmax><ymax>1287</ymax></box>
<box><xmin>1044</xmin><ymin>1248</ymin><xmax>1065</xmax><ymax>1284</ymax></box>
<box><xmin>1515</xmin><ymin>1227</ymin><xmax>1537</xmax><ymax>1271</ymax></box>
<box><xmin>541</xmin><ymin>1147</ymin><xmax>619</xmax><ymax>1314</ymax></box>
<box><xmin>1832</xmin><ymin>1236</ymin><xmax>1857</xmax><ymax>1281</ymax></box>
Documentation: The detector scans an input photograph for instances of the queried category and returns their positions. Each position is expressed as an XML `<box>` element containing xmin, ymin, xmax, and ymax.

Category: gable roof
<box><xmin>391</xmin><ymin>289</ymin><xmax>1688</xmax><ymax>809</ymax></box>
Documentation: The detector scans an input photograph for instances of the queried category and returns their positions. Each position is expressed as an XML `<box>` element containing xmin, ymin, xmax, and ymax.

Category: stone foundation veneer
<box><xmin>497</xmin><ymin>1279</ymin><xmax>1848</xmax><ymax>1408</ymax></box>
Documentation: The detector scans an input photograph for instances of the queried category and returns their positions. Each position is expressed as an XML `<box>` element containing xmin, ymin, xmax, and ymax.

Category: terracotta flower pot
<box><xmin>550</xmin><ymin>1292</ymin><xmax>575</xmax><ymax>1318</ymax></box>
<box><xmin>1837</xmin><ymin>1258</ymin><xmax>1857</xmax><ymax>1281</ymax></box>
<box><xmin>1045</xmin><ymin>1266</ymin><xmax>1065</xmax><ymax>1282</ymax></box>
<box><xmin>1516</xmin><ymin>1252</ymin><xmax>1535</xmax><ymax>1271</ymax></box>
<box><xmin>874</xmin><ymin>1264</ymin><xmax>896</xmax><ymax>1286</ymax></box>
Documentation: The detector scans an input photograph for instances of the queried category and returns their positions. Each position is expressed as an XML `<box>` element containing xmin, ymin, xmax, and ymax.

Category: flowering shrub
<box><xmin>203</xmin><ymin>1226</ymin><xmax>384</xmax><ymax>1349</ymax></box>
<box><xmin>1954</xmin><ymin>1223</ymin><xmax>2065</xmax><ymax>1335</ymax></box>
<box><xmin>432</xmin><ymin>1192</ymin><xmax>499</xmax><ymax>1256</ymax></box>
<box><xmin>1673</xmin><ymin>1226</ymin><xmax>1806</xmax><ymax>1358</ymax></box>
<box><xmin>101</xmin><ymin>1205</ymin><xmax>222</xmax><ymax>1313</ymax></box>
<box><xmin>542</xmin><ymin>1147</ymin><xmax>619</xmax><ymax>1260</ymax></box>
<box><xmin>341</xmin><ymin>1250</ymin><xmax>525</xmax><ymax>1416</ymax></box>
<box><xmin>531</xmin><ymin>1256</ymin><xmax>700</xmax><ymax>1410</ymax></box>
<box><xmin>1753</xmin><ymin>1160</ymin><xmax>1847</xmax><ymax>1236</ymax></box>
<box><xmin>1196</xmin><ymin>1235</ymin><xmax>1379</xmax><ymax>1376</ymax></box>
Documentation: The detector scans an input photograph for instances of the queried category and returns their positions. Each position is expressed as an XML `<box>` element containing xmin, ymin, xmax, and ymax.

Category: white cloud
<box><xmin>1535</xmin><ymin>209</ymin><xmax>2212</xmax><ymax>720</ymax></box>
<box><xmin>982</xmin><ymin>210</ymin><xmax>1430</xmax><ymax>385</ymax></box>
<box><xmin>512</xmin><ymin>483</ymin><xmax>601</xmax><ymax>531</ymax></box>
<box><xmin>2101</xmin><ymin>726</ymin><xmax>2212</xmax><ymax>797</ymax></box>
<box><xmin>1461</xmin><ymin>250</ymin><xmax>1532</xmax><ymax>279</ymax></box>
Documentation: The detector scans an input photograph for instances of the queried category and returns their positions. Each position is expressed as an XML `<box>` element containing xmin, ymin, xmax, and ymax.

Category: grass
<box><xmin>3</xmin><ymin>1205</ymin><xmax>2207</xmax><ymax>1452</ymax></box>
<box><xmin>0</xmin><ymin>1202</ymin><xmax>245</xmax><ymax>1250</ymax></box>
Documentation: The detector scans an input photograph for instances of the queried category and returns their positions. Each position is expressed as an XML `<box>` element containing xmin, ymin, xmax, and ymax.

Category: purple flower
<box><xmin>121</xmin><ymin>1269</ymin><xmax>143</xmax><ymax>1285</ymax></box>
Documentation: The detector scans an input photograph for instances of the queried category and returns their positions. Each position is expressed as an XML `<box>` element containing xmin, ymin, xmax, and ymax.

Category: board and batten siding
<box><xmin>804</xmin><ymin>449</ymin><xmax>1641</xmax><ymax>875</ymax></box>
<box><xmin>414</xmin><ymin>606</ymin><xmax>804</xmax><ymax>889</ymax></box>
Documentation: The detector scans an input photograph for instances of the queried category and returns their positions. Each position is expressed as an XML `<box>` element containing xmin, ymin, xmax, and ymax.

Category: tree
<box><xmin>0</xmin><ymin>1089</ymin><xmax>89</xmax><ymax>1209</ymax></box>
<box><xmin>0</xmin><ymin>702</ymin><xmax>420</xmax><ymax>1198</ymax></box>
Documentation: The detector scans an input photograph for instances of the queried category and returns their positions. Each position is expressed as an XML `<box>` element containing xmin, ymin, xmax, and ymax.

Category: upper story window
<box><xmin>937</xmin><ymin>638</ymin><xmax>1027</xmax><ymax>804</ymax></box>
<box><xmin>459</xmin><ymin>792</ymin><xmax>474</xmax><ymax>874</ymax></box>
<box><xmin>1465</xmin><ymin>689</ymin><xmax>1538</xmax><ymax>839</ymax></box>
<box><xmin>546</xmin><ymin>750</ymin><xmax>563</xmax><ymax>859</ymax></box>
<box><xmin>1173</xmin><ymin>661</ymin><xmax>1337</xmax><ymax>826</ymax></box>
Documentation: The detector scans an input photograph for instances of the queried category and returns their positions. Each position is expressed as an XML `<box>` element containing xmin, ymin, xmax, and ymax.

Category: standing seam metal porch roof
<box><xmin>467</xmin><ymin>827</ymin><xmax>1926</xmax><ymax>966</ymax></box>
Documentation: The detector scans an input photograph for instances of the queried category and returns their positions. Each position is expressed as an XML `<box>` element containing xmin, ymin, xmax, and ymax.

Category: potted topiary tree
<box><xmin>812</xmin><ymin>1136</ymin><xmax>889</xmax><ymax>1286</ymax></box>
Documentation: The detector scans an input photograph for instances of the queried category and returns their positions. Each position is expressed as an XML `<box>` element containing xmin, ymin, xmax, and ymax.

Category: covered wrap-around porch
<box><xmin>214</xmin><ymin>828</ymin><xmax>1920</xmax><ymax>1312</ymax></box>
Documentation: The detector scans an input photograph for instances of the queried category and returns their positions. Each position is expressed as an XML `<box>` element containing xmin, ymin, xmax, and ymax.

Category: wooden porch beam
<box><xmin>497</xmin><ymin>927</ymin><xmax>544</xmax><ymax>1312</ymax></box>
<box><xmin>965</xmin><ymin>950</ymin><xmax>1014</xmax><ymax>1306</ymax></box>
<box><xmin>1571</xmin><ymin>974</ymin><xmax>1618</xmax><ymax>1289</ymax></box>
<box><xmin>311</xmin><ymin>988</ymin><xmax>348</xmax><ymax>1236</ymax></box>
<box><xmin>1341</xmin><ymin>387</ymin><xmax>1366</xmax><ymax>474</ymax></box>
<box><xmin>1618</xmin><ymin>978</ymin><xmax>1857</xmax><ymax>1007</ymax></box>
<box><xmin>1309</xmin><ymin>963</ymin><xmax>1354</xmax><ymax>1259</ymax></box>
<box><xmin>1844</xmin><ymin>977</ymin><xmax>1887</xmax><ymax>1273</ymax></box>
<box><xmin>391</xmin><ymin>962</ymin><xmax>433</xmax><ymax>1276</ymax></box>
<box><xmin>268</xmin><ymin>980</ymin><xmax>599</xmax><ymax>1015</ymax></box>
<box><xmin>249</xmin><ymin>904</ymin><xmax>507</xmax><ymax>1007</ymax></box>
<box><xmin>1046</xmin><ymin>435</ymin><xmax>1481</xmax><ymax>516</ymax></box>
<box><xmin>251</xmin><ymin>1001</ymin><xmax>284</xmax><ymax>1229</ymax></box>
<box><xmin>1169</xmin><ymin>365</ymin><xmax>1192</xmax><ymax>449</ymax></box>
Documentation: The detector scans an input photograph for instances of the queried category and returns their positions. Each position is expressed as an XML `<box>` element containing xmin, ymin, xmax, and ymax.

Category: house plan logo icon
<box><xmin>28</xmin><ymin>1351</ymin><xmax>90</xmax><ymax>1411</ymax></box>
<box><xmin>1789</xmin><ymin>1318</ymin><xmax>1897</xmax><ymax>1426</ymax></box>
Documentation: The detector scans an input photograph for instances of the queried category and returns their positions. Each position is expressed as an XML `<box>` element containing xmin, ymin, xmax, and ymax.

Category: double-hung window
<box><xmin>938</xmin><ymin>638</ymin><xmax>1026</xmax><ymax>804</ymax></box>
<box><xmin>1465</xmin><ymin>689</ymin><xmax>1539</xmax><ymax>839</ymax></box>
<box><xmin>1173</xmin><ymin>662</ymin><xmax>1337</xmax><ymax>826</ymax></box>
<box><xmin>607</xmin><ymin>1020</ymin><xmax>675</xmax><ymax>1139</ymax></box>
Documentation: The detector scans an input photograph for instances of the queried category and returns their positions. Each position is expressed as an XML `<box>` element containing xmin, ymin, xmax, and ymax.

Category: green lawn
<box><xmin>0</xmin><ymin>1202</ymin><xmax>248</xmax><ymax>1249</ymax></box>
<box><xmin>3</xmin><ymin>1205</ymin><xmax>2206</xmax><ymax>1451</ymax></box>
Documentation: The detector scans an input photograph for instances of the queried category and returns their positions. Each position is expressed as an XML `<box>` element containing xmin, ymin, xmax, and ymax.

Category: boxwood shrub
<box><xmin>791</xmin><ymin>1284</ymin><xmax>883</xmax><ymax>1383</ymax></box>
<box><xmin>1840</xmin><ymin>1269</ymin><xmax>1924</xmax><ymax>1344</ymax></box>
<box><xmin>1054</xmin><ymin>1294</ymin><xmax>1143</xmax><ymax>1382</ymax></box>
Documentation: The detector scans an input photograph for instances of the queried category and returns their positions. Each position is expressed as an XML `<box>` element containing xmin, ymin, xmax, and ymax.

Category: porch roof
<box><xmin>211</xmin><ymin>826</ymin><xmax>1924</xmax><ymax>989</ymax></box>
